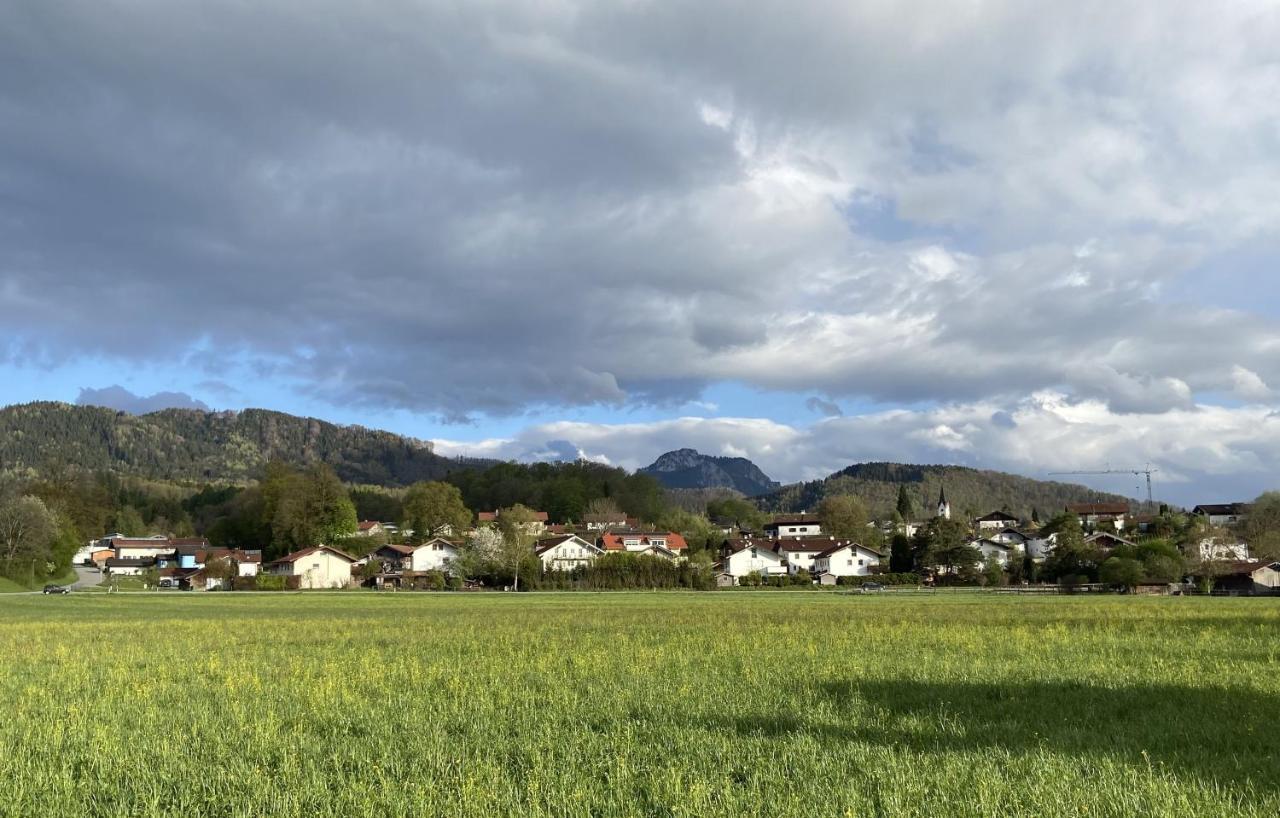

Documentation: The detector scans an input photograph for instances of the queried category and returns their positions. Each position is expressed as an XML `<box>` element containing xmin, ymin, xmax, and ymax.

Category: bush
<box><xmin>231</xmin><ymin>576</ymin><xmax>257</xmax><ymax>592</ymax></box>
<box><xmin>254</xmin><ymin>574</ymin><xmax>288</xmax><ymax>591</ymax></box>
<box><xmin>837</xmin><ymin>572</ymin><xmax>919</xmax><ymax>586</ymax></box>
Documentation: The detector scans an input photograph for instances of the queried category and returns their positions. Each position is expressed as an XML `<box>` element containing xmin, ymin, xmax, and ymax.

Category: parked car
<box><xmin>42</xmin><ymin>584</ymin><xmax>70</xmax><ymax>595</ymax></box>
<box><xmin>859</xmin><ymin>582</ymin><xmax>885</xmax><ymax>593</ymax></box>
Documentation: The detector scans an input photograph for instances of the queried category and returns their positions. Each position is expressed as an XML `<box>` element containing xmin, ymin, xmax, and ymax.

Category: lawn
<box><xmin>1</xmin><ymin>593</ymin><xmax>1277</xmax><ymax>817</ymax></box>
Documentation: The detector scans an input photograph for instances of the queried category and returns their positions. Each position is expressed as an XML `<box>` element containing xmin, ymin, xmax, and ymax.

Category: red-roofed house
<box><xmin>597</xmin><ymin>531</ymin><xmax>688</xmax><ymax>561</ymax></box>
<box><xmin>356</xmin><ymin>521</ymin><xmax>386</xmax><ymax>537</ymax></box>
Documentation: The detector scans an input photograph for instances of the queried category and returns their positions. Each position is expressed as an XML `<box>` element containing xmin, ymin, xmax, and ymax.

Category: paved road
<box><xmin>70</xmin><ymin>564</ymin><xmax>102</xmax><ymax>589</ymax></box>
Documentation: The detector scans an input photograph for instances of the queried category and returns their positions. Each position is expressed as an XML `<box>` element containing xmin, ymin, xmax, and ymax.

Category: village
<box><xmin>72</xmin><ymin>490</ymin><xmax>1280</xmax><ymax>596</ymax></box>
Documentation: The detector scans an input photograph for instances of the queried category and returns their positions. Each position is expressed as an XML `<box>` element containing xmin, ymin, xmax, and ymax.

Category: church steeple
<box><xmin>937</xmin><ymin>485</ymin><xmax>951</xmax><ymax>520</ymax></box>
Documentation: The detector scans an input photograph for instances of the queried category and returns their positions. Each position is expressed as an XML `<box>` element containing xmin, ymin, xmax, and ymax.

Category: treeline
<box><xmin>756</xmin><ymin>462</ymin><xmax>1131</xmax><ymax>521</ymax></box>
<box><xmin>0</xmin><ymin>402</ymin><xmax>484</xmax><ymax>486</ymax></box>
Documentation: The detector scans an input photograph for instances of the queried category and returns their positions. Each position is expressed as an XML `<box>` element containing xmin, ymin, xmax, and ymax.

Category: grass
<box><xmin>0</xmin><ymin>567</ymin><xmax>79</xmax><ymax>593</ymax></box>
<box><xmin>0</xmin><ymin>593</ymin><xmax>1277</xmax><ymax>817</ymax></box>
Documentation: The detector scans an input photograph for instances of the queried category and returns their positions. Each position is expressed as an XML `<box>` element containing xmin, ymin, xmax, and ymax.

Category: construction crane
<box><xmin>1048</xmin><ymin>465</ymin><xmax>1158</xmax><ymax>509</ymax></box>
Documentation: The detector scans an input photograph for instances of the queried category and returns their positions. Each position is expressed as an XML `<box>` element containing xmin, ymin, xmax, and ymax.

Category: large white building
<box><xmin>812</xmin><ymin>542</ymin><xmax>881</xmax><ymax>579</ymax></box>
<box><xmin>266</xmin><ymin>546</ymin><xmax>356</xmax><ymax>589</ymax></box>
<box><xmin>534</xmin><ymin>535</ymin><xmax>602</xmax><ymax>571</ymax></box>
<box><xmin>722</xmin><ymin>540</ymin><xmax>785</xmax><ymax>580</ymax></box>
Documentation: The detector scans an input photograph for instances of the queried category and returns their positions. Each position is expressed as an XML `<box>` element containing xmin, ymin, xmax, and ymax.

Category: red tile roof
<box><xmin>1066</xmin><ymin>503</ymin><xmax>1130</xmax><ymax>515</ymax></box>
<box><xmin>598</xmin><ymin>532</ymin><xmax>688</xmax><ymax>551</ymax></box>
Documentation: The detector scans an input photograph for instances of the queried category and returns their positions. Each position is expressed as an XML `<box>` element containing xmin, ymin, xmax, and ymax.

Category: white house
<box><xmin>811</xmin><ymin>542</ymin><xmax>881</xmax><ymax>578</ymax></box>
<box><xmin>989</xmin><ymin>528</ymin><xmax>1030</xmax><ymax>547</ymax></box>
<box><xmin>975</xmin><ymin>511</ymin><xmax>1019</xmax><ymax>531</ymax></box>
<box><xmin>104</xmin><ymin>557</ymin><xmax>155</xmax><ymax>577</ymax></box>
<box><xmin>722</xmin><ymin>540</ymin><xmax>786</xmax><ymax>581</ymax></box>
<box><xmin>410</xmin><ymin>538</ymin><xmax>462</xmax><ymax>572</ymax></box>
<box><xmin>971</xmin><ymin>538</ymin><xmax>1017</xmax><ymax>567</ymax></box>
<box><xmin>356</xmin><ymin>521</ymin><xmax>386</xmax><ymax>537</ymax></box>
<box><xmin>534</xmin><ymin>534</ymin><xmax>602</xmax><ymax>571</ymax></box>
<box><xmin>266</xmin><ymin>545</ymin><xmax>357</xmax><ymax>589</ymax></box>
<box><xmin>1067</xmin><ymin>503</ymin><xmax>1129</xmax><ymax>531</ymax></box>
<box><xmin>111</xmin><ymin>537</ymin><xmax>176</xmax><ymax>560</ymax></box>
<box><xmin>774</xmin><ymin>538</ymin><xmax>833</xmax><ymax>576</ymax></box>
<box><xmin>764</xmin><ymin>518</ymin><xmax>822</xmax><ymax>539</ymax></box>
<box><xmin>598</xmin><ymin>532</ymin><xmax>688</xmax><ymax>560</ymax></box>
<box><xmin>1198</xmin><ymin>538</ymin><xmax>1250</xmax><ymax>562</ymax></box>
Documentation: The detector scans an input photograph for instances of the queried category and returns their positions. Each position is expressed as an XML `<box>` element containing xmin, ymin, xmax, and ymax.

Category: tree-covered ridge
<box><xmin>0</xmin><ymin>402</ymin><xmax>486</xmax><ymax>486</ymax></box>
<box><xmin>757</xmin><ymin>461</ymin><xmax>1133</xmax><ymax>521</ymax></box>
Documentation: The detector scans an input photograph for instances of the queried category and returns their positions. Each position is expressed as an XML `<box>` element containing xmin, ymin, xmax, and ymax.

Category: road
<box><xmin>70</xmin><ymin>563</ymin><xmax>102</xmax><ymax>589</ymax></box>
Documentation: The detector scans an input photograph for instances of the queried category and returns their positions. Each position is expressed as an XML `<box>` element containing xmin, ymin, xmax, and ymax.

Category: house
<box><xmin>1025</xmin><ymin>534</ymin><xmax>1055</xmax><ymax>562</ymax></box>
<box><xmin>970</xmin><ymin>538</ymin><xmax>1016</xmax><ymax>566</ymax></box>
<box><xmin>534</xmin><ymin>534</ymin><xmax>602</xmax><ymax>571</ymax></box>
<box><xmin>477</xmin><ymin>509</ymin><xmax>550</xmax><ymax>535</ymax></box>
<box><xmin>1083</xmin><ymin>532</ymin><xmax>1137</xmax><ymax>553</ymax></box>
<box><xmin>722</xmin><ymin>539</ymin><xmax>786</xmax><ymax>581</ymax></box>
<box><xmin>1066</xmin><ymin>502</ymin><xmax>1130</xmax><ymax>531</ymax></box>
<box><xmin>266</xmin><ymin>545</ymin><xmax>357</xmax><ymax>589</ymax></box>
<box><xmin>111</xmin><ymin>537</ymin><xmax>177</xmax><ymax>560</ymax></box>
<box><xmin>1192</xmin><ymin>503</ymin><xmax>1251</xmax><ymax>528</ymax></box>
<box><xmin>989</xmin><ymin>528</ymin><xmax>1030</xmax><ymax>547</ymax></box>
<box><xmin>409</xmin><ymin>538</ymin><xmax>461</xmax><ymax>572</ymax></box>
<box><xmin>773</xmin><ymin>538</ymin><xmax>836</xmax><ymax>576</ymax></box>
<box><xmin>104</xmin><ymin>557</ymin><xmax>156</xmax><ymax>577</ymax></box>
<box><xmin>370</xmin><ymin>544</ymin><xmax>417</xmax><ymax>572</ymax></box>
<box><xmin>200</xmin><ymin>548</ymin><xmax>262</xmax><ymax>584</ymax></box>
<box><xmin>582</xmin><ymin>513</ymin><xmax>629</xmax><ymax>531</ymax></box>
<box><xmin>1207</xmin><ymin>561</ymin><xmax>1280</xmax><ymax>594</ymax></box>
<box><xmin>356</xmin><ymin>521</ymin><xmax>386</xmax><ymax>537</ymax></box>
<box><xmin>975</xmin><ymin>511</ymin><xmax>1019</xmax><ymax>531</ymax></box>
<box><xmin>1197</xmin><ymin>538</ymin><xmax>1250</xmax><ymax>562</ymax></box>
<box><xmin>811</xmin><ymin>541</ymin><xmax>881</xmax><ymax>578</ymax></box>
<box><xmin>763</xmin><ymin>518</ymin><xmax>822</xmax><ymax>539</ymax></box>
<box><xmin>714</xmin><ymin>571</ymin><xmax>736</xmax><ymax>588</ymax></box>
<box><xmin>598</xmin><ymin>531</ymin><xmax>688</xmax><ymax>560</ymax></box>
<box><xmin>89</xmin><ymin>547</ymin><xmax>116</xmax><ymax>568</ymax></box>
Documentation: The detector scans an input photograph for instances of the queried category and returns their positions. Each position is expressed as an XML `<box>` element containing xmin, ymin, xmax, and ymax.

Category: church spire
<box><xmin>936</xmin><ymin>484</ymin><xmax>951</xmax><ymax>520</ymax></box>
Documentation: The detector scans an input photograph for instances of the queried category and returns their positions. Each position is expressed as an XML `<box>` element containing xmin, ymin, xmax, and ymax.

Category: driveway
<box><xmin>70</xmin><ymin>563</ymin><xmax>102</xmax><ymax>589</ymax></box>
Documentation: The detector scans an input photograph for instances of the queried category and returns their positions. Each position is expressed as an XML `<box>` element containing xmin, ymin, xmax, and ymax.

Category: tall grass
<box><xmin>1</xmin><ymin>593</ymin><xmax>1277</xmax><ymax>817</ymax></box>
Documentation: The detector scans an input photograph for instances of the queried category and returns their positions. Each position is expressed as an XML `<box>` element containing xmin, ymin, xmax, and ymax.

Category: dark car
<box><xmin>859</xmin><ymin>582</ymin><xmax>885</xmax><ymax>593</ymax></box>
<box><xmin>42</xmin><ymin>584</ymin><xmax>70</xmax><ymax>595</ymax></box>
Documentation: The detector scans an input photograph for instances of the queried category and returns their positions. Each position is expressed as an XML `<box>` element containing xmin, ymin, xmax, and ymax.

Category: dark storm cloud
<box><xmin>2</xmin><ymin>1</ymin><xmax>1280</xmax><ymax>421</ymax></box>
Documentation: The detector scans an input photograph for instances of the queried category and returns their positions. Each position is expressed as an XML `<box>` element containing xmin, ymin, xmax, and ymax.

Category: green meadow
<box><xmin>1</xmin><ymin>592</ymin><xmax>1277</xmax><ymax>817</ymax></box>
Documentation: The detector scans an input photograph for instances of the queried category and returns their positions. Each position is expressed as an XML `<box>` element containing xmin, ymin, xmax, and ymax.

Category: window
<box><xmin>651</xmin><ymin>538</ymin><xmax>666</xmax><ymax>547</ymax></box>
<box><xmin>847</xmin><ymin>559</ymin><xmax>853</xmax><ymax>566</ymax></box>
<box><xmin>857</xmin><ymin>559</ymin><xmax>865</xmax><ymax>566</ymax></box>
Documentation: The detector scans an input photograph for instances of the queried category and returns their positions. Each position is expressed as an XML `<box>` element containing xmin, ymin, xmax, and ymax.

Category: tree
<box><xmin>818</xmin><ymin>494</ymin><xmax>870</xmax><ymax>540</ymax></box>
<box><xmin>0</xmin><ymin>495</ymin><xmax>58</xmax><ymax>575</ymax></box>
<box><xmin>1043</xmin><ymin>513</ymin><xmax>1096</xmax><ymax>582</ymax></box>
<box><xmin>401</xmin><ymin>481</ymin><xmax>472</xmax><ymax>540</ymax></box>
<box><xmin>1242</xmin><ymin>491</ymin><xmax>1280</xmax><ymax>560</ymax></box>
<box><xmin>919</xmin><ymin>518</ymin><xmax>979</xmax><ymax>575</ymax></box>
<box><xmin>889</xmin><ymin>533</ymin><xmax>913</xmax><ymax>573</ymax></box>
<box><xmin>896</xmin><ymin>485</ymin><xmax>916</xmax><ymax>524</ymax></box>
<box><xmin>112</xmin><ymin>505</ymin><xmax>146</xmax><ymax>536</ymax></box>
<box><xmin>496</xmin><ymin>504</ymin><xmax>539</xmax><ymax>591</ymax></box>
<box><xmin>705</xmin><ymin>497</ymin><xmax>767</xmax><ymax>532</ymax></box>
<box><xmin>202</xmin><ymin>554</ymin><xmax>237</xmax><ymax>590</ymax></box>
<box><xmin>271</xmin><ymin>464</ymin><xmax>358</xmax><ymax>553</ymax></box>
<box><xmin>980</xmin><ymin>554</ymin><xmax>1006</xmax><ymax>587</ymax></box>
<box><xmin>1099</xmin><ymin>557</ymin><xmax>1143</xmax><ymax>592</ymax></box>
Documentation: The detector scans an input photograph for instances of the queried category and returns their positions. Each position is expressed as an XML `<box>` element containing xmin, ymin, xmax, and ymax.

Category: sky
<box><xmin>3</xmin><ymin>0</ymin><xmax>1280</xmax><ymax>506</ymax></box>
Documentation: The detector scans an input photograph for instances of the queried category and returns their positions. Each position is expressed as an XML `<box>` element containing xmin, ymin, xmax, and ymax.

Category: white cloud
<box><xmin>434</xmin><ymin>395</ymin><xmax>1280</xmax><ymax>506</ymax></box>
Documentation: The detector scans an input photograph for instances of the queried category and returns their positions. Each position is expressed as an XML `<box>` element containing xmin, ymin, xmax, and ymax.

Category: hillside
<box><xmin>639</xmin><ymin>448</ymin><xmax>780</xmax><ymax>496</ymax></box>
<box><xmin>0</xmin><ymin>402</ymin><xmax>485</xmax><ymax>486</ymax></box>
<box><xmin>756</xmin><ymin>462</ymin><xmax>1134</xmax><ymax>521</ymax></box>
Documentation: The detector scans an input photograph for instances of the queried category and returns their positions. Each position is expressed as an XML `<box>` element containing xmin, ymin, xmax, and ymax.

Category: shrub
<box><xmin>255</xmin><ymin>574</ymin><xmax>287</xmax><ymax>591</ymax></box>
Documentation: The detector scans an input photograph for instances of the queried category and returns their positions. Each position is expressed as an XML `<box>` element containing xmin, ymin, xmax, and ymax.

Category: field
<box><xmin>1</xmin><ymin>593</ymin><xmax>1278</xmax><ymax>817</ymax></box>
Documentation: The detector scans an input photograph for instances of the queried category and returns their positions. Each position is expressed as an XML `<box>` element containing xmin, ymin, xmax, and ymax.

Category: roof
<box><xmin>268</xmin><ymin>545</ymin><xmax>358</xmax><ymax>565</ymax></box>
<box><xmin>1192</xmin><ymin>503</ymin><xmax>1251</xmax><ymax>516</ymax></box>
<box><xmin>357</xmin><ymin>520</ymin><xmax>382</xmax><ymax>531</ymax></box>
<box><xmin>1216</xmin><ymin>561</ymin><xmax>1280</xmax><ymax>577</ymax></box>
<box><xmin>170</xmin><ymin>538</ymin><xmax>210</xmax><ymax>547</ymax></box>
<box><xmin>105</xmin><ymin>557</ymin><xmax>157</xmax><ymax>567</ymax></box>
<box><xmin>377</xmin><ymin>544</ymin><xmax>416</xmax><ymax>556</ymax></box>
<box><xmin>972</xmin><ymin>538</ymin><xmax>1013</xmax><ymax>550</ymax></box>
<box><xmin>775</xmin><ymin>538</ymin><xmax>840</xmax><ymax>553</ymax></box>
<box><xmin>812</xmin><ymin>540</ymin><xmax>876</xmax><ymax>559</ymax></box>
<box><xmin>1084</xmin><ymin>532</ymin><xmax>1137</xmax><ymax>548</ymax></box>
<box><xmin>206</xmin><ymin>548</ymin><xmax>263</xmax><ymax>564</ymax></box>
<box><xmin>111</xmin><ymin>539</ymin><xmax>172</xmax><ymax>548</ymax></box>
<box><xmin>1066</xmin><ymin>503</ymin><xmax>1130</xmax><ymax>515</ymax></box>
<box><xmin>534</xmin><ymin>534</ymin><xmax>600</xmax><ymax>556</ymax></box>
<box><xmin>598</xmin><ymin>532</ymin><xmax>688</xmax><ymax>551</ymax></box>
<box><xmin>976</xmin><ymin>511</ymin><xmax>1019</xmax><ymax>522</ymax></box>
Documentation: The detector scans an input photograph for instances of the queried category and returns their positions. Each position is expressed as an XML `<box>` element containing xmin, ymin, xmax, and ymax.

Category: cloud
<box><xmin>805</xmin><ymin>396</ymin><xmax>843</xmax><ymax>417</ymax></box>
<box><xmin>1</xmin><ymin>1</ymin><xmax>1280</xmax><ymax>422</ymax></box>
<box><xmin>433</xmin><ymin>394</ymin><xmax>1280</xmax><ymax>506</ymax></box>
<box><xmin>77</xmin><ymin>386</ymin><xmax>210</xmax><ymax>414</ymax></box>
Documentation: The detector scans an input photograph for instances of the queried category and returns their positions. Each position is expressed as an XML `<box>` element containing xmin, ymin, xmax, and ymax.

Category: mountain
<box><xmin>0</xmin><ymin>401</ymin><xmax>487</xmax><ymax>486</ymax></box>
<box><xmin>755</xmin><ymin>461</ymin><xmax>1134</xmax><ymax>521</ymax></box>
<box><xmin>639</xmin><ymin>448</ymin><xmax>780</xmax><ymax>496</ymax></box>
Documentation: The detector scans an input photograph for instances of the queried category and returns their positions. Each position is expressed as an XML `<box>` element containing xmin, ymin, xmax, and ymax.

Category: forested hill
<box><xmin>756</xmin><ymin>461</ymin><xmax>1133</xmax><ymax>521</ymax></box>
<box><xmin>0</xmin><ymin>402</ymin><xmax>485</xmax><ymax>486</ymax></box>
